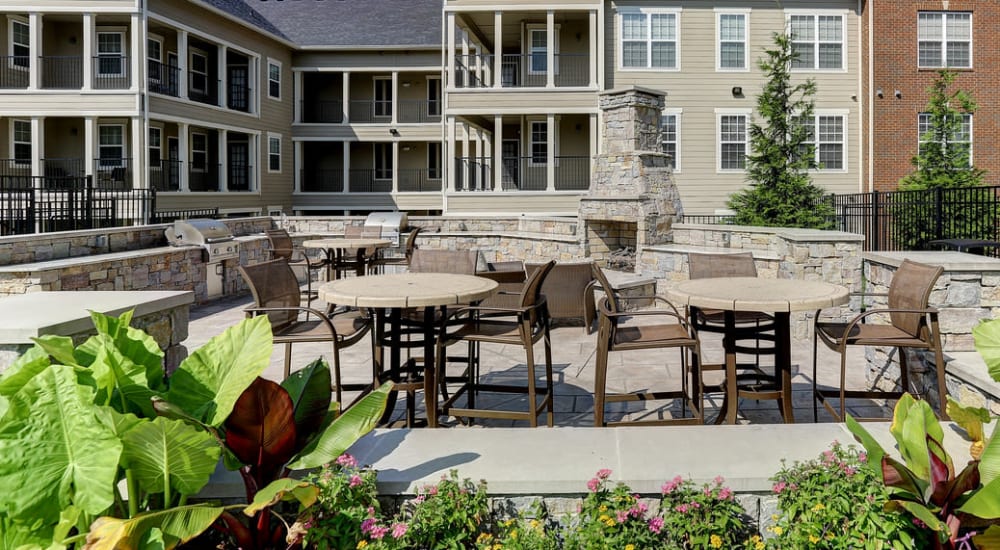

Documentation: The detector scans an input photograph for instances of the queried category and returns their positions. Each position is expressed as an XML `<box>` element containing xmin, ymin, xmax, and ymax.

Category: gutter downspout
<box><xmin>866</xmin><ymin>0</ymin><xmax>874</xmax><ymax>192</ymax></box>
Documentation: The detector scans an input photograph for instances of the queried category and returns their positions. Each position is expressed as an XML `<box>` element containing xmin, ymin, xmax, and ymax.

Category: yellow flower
<box><xmin>529</xmin><ymin>519</ymin><xmax>541</xmax><ymax>530</ymax></box>
<box><xmin>510</xmin><ymin>530</ymin><xmax>518</xmax><ymax>540</ymax></box>
<box><xmin>771</xmin><ymin>514</ymin><xmax>779</xmax><ymax>521</ymax></box>
<box><xmin>810</xmin><ymin>534</ymin><xmax>821</xmax><ymax>544</ymax></box>
<box><xmin>599</xmin><ymin>505</ymin><xmax>608</xmax><ymax>512</ymax></box>
<box><xmin>356</xmin><ymin>542</ymin><xmax>368</xmax><ymax>549</ymax></box>
<box><xmin>710</xmin><ymin>534</ymin><xmax>723</xmax><ymax>548</ymax></box>
<box><xmin>751</xmin><ymin>536</ymin><xmax>765</xmax><ymax>550</ymax></box>
<box><xmin>477</xmin><ymin>533</ymin><xmax>493</xmax><ymax>543</ymax></box>
<box><xmin>604</xmin><ymin>518</ymin><xmax>616</xmax><ymax>527</ymax></box>
<box><xmin>626</xmin><ymin>545</ymin><xmax>635</xmax><ymax>550</ymax></box>
<box><xmin>772</xmin><ymin>526</ymin><xmax>784</xmax><ymax>536</ymax></box>
<box><xmin>812</xmin><ymin>502</ymin><xmax>825</xmax><ymax>512</ymax></box>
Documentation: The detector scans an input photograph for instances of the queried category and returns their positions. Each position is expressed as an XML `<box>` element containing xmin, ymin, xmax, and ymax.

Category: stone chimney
<box><xmin>578</xmin><ymin>86</ymin><xmax>683</xmax><ymax>266</ymax></box>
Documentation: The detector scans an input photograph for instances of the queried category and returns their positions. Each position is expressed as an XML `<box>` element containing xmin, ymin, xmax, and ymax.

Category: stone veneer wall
<box><xmin>637</xmin><ymin>223</ymin><xmax>865</xmax><ymax>339</ymax></box>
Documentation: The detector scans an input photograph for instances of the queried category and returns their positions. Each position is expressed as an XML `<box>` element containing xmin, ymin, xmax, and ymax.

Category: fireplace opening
<box><xmin>586</xmin><ymin>220</ymin><xmax>637</xmax><ymax>268</ymax></box>
<box><xmin>607</xmin><ymin>246</ymin><xmax>636</xmax><ymax>271</ymax></box>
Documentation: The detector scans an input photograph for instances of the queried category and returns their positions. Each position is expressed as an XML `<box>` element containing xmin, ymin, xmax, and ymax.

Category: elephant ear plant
<box><xmin>847</xmin><ymin>394</ymin><xmax>1000</xmax><ymax>549</ymax></box>
<box><xmin>0</xmin><ymin>311</ymin><xmax>389</xmax><ymax>549</ymax></box>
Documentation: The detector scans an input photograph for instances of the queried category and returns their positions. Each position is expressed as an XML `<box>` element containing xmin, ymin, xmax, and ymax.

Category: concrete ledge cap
<box><xmin>865</xmin><ymin>251</ymin><xmax>1000</xmax><ymax>272</ymax></box>
<box><xmin>599</xmin><ymin>85</ymin><xmax>666</xmax><ymax>99</ymax></box>
<box><xmin>645</xmin><ymin>244</ymin><xmax>782</xmax><ymax>261</ymax></box>
<box><xmin>675</xmin><ymin>223</ymin><xmax>864</xmax><ymax>242</ymax></box>
<box><xmin>946</xmin><ymin>351</ymin><xmax>1000</xmax><ymax>398</ymax></box>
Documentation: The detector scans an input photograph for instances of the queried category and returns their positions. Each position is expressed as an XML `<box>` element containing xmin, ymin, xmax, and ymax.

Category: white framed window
<box><xmin>918</xmin><ymin>113</ymin><xmax>972</xmax><ymax>166</ymax></box>
<box><xmin>530</xmin><ymin>121</ymin><xmax>548</xmax><ymax>165</ymax></box>
<box><xmin>428</xmin><ymin>142</ymin><xmax>442</xmax><ymax>179</ymax></box>
<box><xmin>660</xmin><ymin>110</ymin><xmax>681</xmax><ymax>171</ymax></box>
<box><xmin>191</xmin><ymin>132</ymin><xmax>208</xmax><ymax>172</ymax></box>
<box><xmin>798</xmin><ymin>113</ymin><xmax>846</xmax><ymax>171</ymax></box>
<box><xmin>147</xmin><ymin>36</ymin><xmax>162</xmax><ymax>83</ymax></box>
<box><xmin>527</xmin><ymin>26</ymin><xmax>559</xmax><ymax>75</ymax></box>
<box><xmin>918</xmin><ymin>12</ymin><xmax>972</xmax><ymax>69</ymax></box>
<box><xmin>98</xmin><ymin>125</ymin><xmax>125</xmax><ymax>167</ymax></box>
<box><xmin>10</xmin><ymin>18</ymin><xmax>29</xmax><ymax>70</ymax></box>
<box><xmin>619</xmin><ymin>7</ymin><xmax>680</xmax><ymax>70</ymax></box>
<box><xmin>190</xmin><ymin>50</ymin><xmax>208</xmax><ymax>94</ymax></box>
<box><xmin>427</xmin><ymin>76</ymin><xmax>441</xmax><ymax>117</ymax></box>
<box><xmin>267</xmin><ymin>133</ymin><xmax>281</xmax><ymax>173</ymax></box>
<box><xmin>12</xmin><ymin>120</ymin><xmax>31</xmax><ymax>166</ymax></box>
<box><xmin>787</xmin><ymin>12</ymin><xmax>845</xmax><ymax>71</ymax></box>
<box><xmin>96</xmin><ymin>31</ymin><xmax>125</xmax><ymax>76</ymax></box>
<box><xmin>267</xmin><ymin>59</ymin><xmax>281</xmax><ymax>99</ymax></box>
<box><xmin>149</xmin><ymin>127</ymin><xmax>162</xmax><ymax>166</ymax></box>
<box><xmin>716</xmin><ymin>10</ymin><xmax>749</xmax><ymax>71</ymax></box>
<box><xmin>717</xmin><ymin>111</ymin><xmax>750</xmax><ymax>171</ymax></box>
<box><xmin>374</xmin><ymin>143</ymin><xmax>392</xmax><ymax>180</ymax></box>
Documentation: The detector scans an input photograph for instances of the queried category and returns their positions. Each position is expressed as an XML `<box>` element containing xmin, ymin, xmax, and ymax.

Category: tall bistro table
<box><xmin>666</xmin><ymin>277</ymin><xmax>849</xmax><ymax>424</ymax></box>
<box><xmin>303</xmin><ymin>237</ymin><xmax>392</xmax><ymax>279</ymax></box>
<box><xmin>319</xmin><ymin>273</ymin><xmax>499</xmax><ymax>427</ymax></box>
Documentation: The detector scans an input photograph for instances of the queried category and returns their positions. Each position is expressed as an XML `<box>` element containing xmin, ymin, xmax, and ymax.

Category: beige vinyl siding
<box><xmin>447</xmin><ymin>193</ymin><xmax>581</xmax><ymax>215</ymax></box>
<box><xmin>0</xmin><ymin>94</ymin><xmax>137</xmax><ymax>116</ymax></box>
<box><xmin>294</xmin><ymin>51</ymin><xmax>440</xmax><ymax>70</ymax></box>
<box><xmin>9</xmin><ymin>1</ymin><xmax>135</xmax><ymax>10</ymax></box>
<box><xmin>447</xmin><ymin>0</ymin><xmax>600</xmax><ymax>10</ymax></box>
<box><xmin>394</xmin><ymin>194</ymin><xmax>445</xmax><ymax>211</ymax></box>
<box><xmin>605</xmin><ymin>0</ymin><xmax>860</xmax><ymax>214</ymax></box>
<box><xmin>293</xmin><ymin>194</ymin><xmax>401</xmax><ymax>211</ymax></box>
<box><xmin>447</xmin><ymin>90</ymin><xmax>598</xmax><ymax>112</ymax></box>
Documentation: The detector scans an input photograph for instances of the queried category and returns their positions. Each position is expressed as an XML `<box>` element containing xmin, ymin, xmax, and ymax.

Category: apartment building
<box><xmin>0</xmin><ymin>0</ymin><xmax>867</xmax><ymax>218</ymax></box>
<box><xmin>863</xmin><ymin>0</ymin><xmax>1000</xmax><ymax>192</ymax></box>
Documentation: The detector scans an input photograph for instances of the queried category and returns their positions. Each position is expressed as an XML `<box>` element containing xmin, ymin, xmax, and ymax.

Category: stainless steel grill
<box><xmin>364</xmin><ymin>212</ymin><xmax>409</xmax><ymax>246</ymax></box>
<box><xmin>164</xmin><ymin>219</ymin><xmax>239</xmax><ymax>262</ymax></box>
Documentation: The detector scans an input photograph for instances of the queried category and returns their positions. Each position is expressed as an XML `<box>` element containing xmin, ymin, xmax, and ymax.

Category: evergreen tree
<box><xmin>727</xmin><ymin>33</ymin><xmax>834</xmax><ymax>229</ymax></box>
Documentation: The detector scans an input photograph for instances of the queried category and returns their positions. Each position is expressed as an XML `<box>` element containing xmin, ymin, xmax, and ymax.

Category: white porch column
<box><xmin>546</xmin><ymin>11</ymin><xmax>555</xmax><ymax>89</ymax></box>
<box><xmin>249</xmin><ymin>133</ymin><xmax>258</xmax><ymax>192</ymax></box>
<box><xmin>130</xmin><ymin>116</ymin><xmax>143</xmax><ymax>188</ymax></box>
<box><xmin>481</xmin><ymin>130</ymin><xmax>491</xmax><ymax>191</ymax></box>
<box><xmin>83</xmin><ymin>117</ymin><xmax>96</xmax><ymax>178</ymax></box>
<box><xmin>177</xmin><ymin>31</ymin><xmax>188</xmax><ymax>99</ymax></box>
<box><xmin>461</xmin><ymin>30</ymin><xmax>470</xmax><ymax>88</ymax></box>
<box><xmin>446</xmin><ymin>13</ymin><xmax>456</xmax><ymax>89</ymax></box>
<box><xmin>28</xmin><ymin>14</ymin><xmax>41</xmax><ymax>90</ymax></box>
<box><xmin>589</xmin><ymin>10</ymin><xmax>598</xmax><ymax>87</ymax></box>
<box><xmin>472</xmin><ymin>45</ymin><xmax>482</xmax><ymax>87</ymax></box>
<box><xmin>342</xmin><ymin>141</ymin><xmax>350</xmax><ymax>192</ymax></box>
<box><xmin>30</xmin><ymin>117</ymin><xmax>43</xmax><ymax>178</ymax></box>
<box><xmin>294</xmin><ymin>71</ymin><xmax>303</xmax><ymax>123</ymax></box>
<box><xmin>391</xmin><ymin>141</ymin><xmax>399</xmax><ymax>193</ymax></box>
<box><xmin>391</xmin><ymin>71</ymin><xmax>398</xmax><ymax>125</ymax></box>
<box><xmin>130</xmin><ymin>13</ymin><xmax>141</xmax><ymax>92</ymax></box>
<box><xmin>493</xmin><ymin>115</ymin><xmax>502</xmax><ymax>191</ymax></box>
<box><xmin>177</xmin><ymin>123</ymin><xmax>189</xmax><ymax>191</ymax></box>
<box><xmin>218</xmin><ymin>129</ymin><xmax>227</xmax><ymax>192</ymax></box>
<box><xmin>446</xmin><ymin>116</ymin><xmax>456</xmax><ymax>192</ymax></box>
<box><xmin>82</xmin><ymin>14</ymin><xmax>94</xmax><ymax>91</ymax></box>
<box><xmin>342</xmin><ymin>72</ymin><xmax>350</xmax><ymax>123</ymax></box>
<box><xmin>293</xmin><ymin>140</ymin><xmax>302</xmax><ymax>192</ymax></box>
<box><xmin>546</xmin><ymin>114</ymin><xmax>555</xmax><ymax>191</ymax></box>
<box><xmin>589</xmin><ymin>113</ymin><xmax>598</xmax><ymax>172</ymax></box>
<box><xmin>493</xmin><ymin>11</ymin><xmax>502</xmax><ymax>89</ymax></box>
<box><xmin>218</xmin><ymin>45</ymin><xmax>227</xmax><ymax>108</ymax></box>
<box><xmin>461</xmin><ymin>122</ymin><xmax>470</xmax><ymax>190</ymax></box>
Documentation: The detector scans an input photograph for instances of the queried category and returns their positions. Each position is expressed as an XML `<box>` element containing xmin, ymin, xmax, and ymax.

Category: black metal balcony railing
<box><xmin>349</xmin><ymin>100</ymin><xmax>392</xmax><ymax>124</ymax></box>
<box><xmin>300</xmin><ymin>168</ymin><xmax>344</xmax><ymax>192</ymax></box>
<box><xmin>40</xmin><ymin>56</ymin><xmax>83</xmax><ymax>89</ymax></box>
<box><xmin>497</xmin><ymin>156</ymin><xmax>590</xmax><ymax>191</ymax></box>
<box><xmin>349</xmin><ymin>169</ymin><xmax>392</xmax><ymax>192</ymax></box>
<box><xmin>301</xmin><ymin>100</ymin><xmax>344</xmax><ymax>123</ymax></box>
<box><xmin>397</xmin><ymin>169</ymin><xmax>443</xmax><ymax>192</ymax></box>
<box><xmin>454</xmin><ymin>157</ymin><xmax>492</xmax><ymax>192</ymax></box>
<box><xmin>0</xmin><ymin>57</ymin><xmax>30</xmax><ymax>89</ymax></box>
<box><xmin>148</xmin><ymin>61</ymin><xmax>180</xmax><ymax>96</ymax></box>
<box><xmin>397</xmin><ymin>100</ymin><xmax>442</xmax><ymax>123</ymax></box>
<box><xmin>93</xmin><ymin>157</ymin><xmax>132</xmax><ymax>189</ymax></box>
<box><xmin>188</xmin><ymin>75</ymin><xmax>220</xmax><ymax>106</ymax></box>
<box><xmin>455</xmin><ymin>53</ymin><xmax>591</xmax><ymax>88</ymax></box>
<box><xmin>41</xmin><ymin>158</ymin><xmax>85</xmax><ymax>185</ymax></box>
<box><xmin>0</xmin><ymin>159</ymin><xmax>32</xmax><ymax>188</ymax></box>
<box><xmin>228</xmin><ymin>84</ymin><xmax>252</xmax><ymax>113</ymax></box>
<box><xmin>227</xmin><ymin>163</ymin><xmax>252</xmax><ymax>191</ymax></box>
<box><xmin>189</xmin><ymin>164</ymin><xmax>221</xmax><ymax>192</ymax></box>
<box><xmin>93</xmin><ymin>55</ymin><xmax>130</xmax><ymax>89</ymax></box>
<box><xmin>553</xmin><ymin>156</ymin><xmax>590</xmax><ymax>191</ymax></box>
<box><xmin>149</xmin><ymin>159</ymin><xmax>182</xmax><ymax>192</ymax></box>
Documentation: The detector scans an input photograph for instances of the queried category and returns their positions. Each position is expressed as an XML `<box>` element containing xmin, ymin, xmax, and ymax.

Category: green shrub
<box><xmin>659</xmin><ymin>476</ymin><xmax>757</xmax><ymax>549</ymax></box>
<box><xmin>562</xmin><ymin>469</ymin><xmax>666</xmax><ymax>550</ymax></box>
<box><xmin>301</xmin><ymin>453</ymin><xmax>381</xmax><ymax>550</ymax></box>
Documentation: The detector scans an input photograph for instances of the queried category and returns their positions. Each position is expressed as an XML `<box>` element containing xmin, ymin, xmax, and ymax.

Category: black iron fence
<box><xmin>0</xmin><ymin>57</ymin><xmax>30</xmax><ymax>88</ymax></box>
<box><xmin>0</xmin><ymin>176</ymin><xmax>154</xmax><ymax>236</ymax></box>
<box><xmin>454</xmin><ymin>53</ymin><xmax>591</xmax><ymax>88</ymax></box>
<box><xmin>148</xmin><ymin>61</ymin><xmax>180</xmax><ymax>96</ymax></box>
<box><xmin>40</xmin><ymin>56</ymin><xmax>82</xmax><ymax>89</ymax></box>
<box><xmin>93</xmin><ymin>55</ymin><xmax>130</xmax><ymax>89</ymax></box>
<box><xmin>152</xmin><ymin>207</ymin><xmax>218</xmax><ymax>224</ymax></box>
<box><xmin>301</xmin><ymin>100</ymin><xmax>344</xmax><ymax>123</ymax></box>
<box><xmin>300</xmin><ymin>169</ymin><xmax>344</xmax><ymax>192</ymax></box>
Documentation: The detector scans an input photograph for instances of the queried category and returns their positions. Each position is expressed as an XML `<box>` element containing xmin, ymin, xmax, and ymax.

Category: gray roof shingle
<box><xmin>197</xmin><ymin>0</ymin><xmax>291</xmax><ymax>42</ymax></box>
<box><xmin>250</xmin><ymin>0</ymin><xmax>443</xmax><ymax>48</ymax></box>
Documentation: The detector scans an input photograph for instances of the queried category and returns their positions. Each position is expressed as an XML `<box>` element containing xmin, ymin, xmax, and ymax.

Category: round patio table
<box><xmin>319</xmin><ymin>273</ymin><xmax>498</xmax><ymax>427</ymax></box>
<box><xmin>303</xmin><ymin>237</ymin><xmax>391</xmax><ymax>278</ymax></box>
<box><xmin>666</xmin><ymin>277</ymin><xmax>849</xmax><ymax>424</ymax></box>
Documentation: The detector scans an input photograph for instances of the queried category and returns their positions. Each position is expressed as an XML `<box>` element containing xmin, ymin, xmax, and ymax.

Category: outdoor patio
<box><xmin>187</xmin><ymin>289</ymin><xmax>874</xmax><ymax>427</ymax></box>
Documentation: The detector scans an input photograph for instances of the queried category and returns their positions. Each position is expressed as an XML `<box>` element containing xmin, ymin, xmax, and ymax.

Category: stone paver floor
<box><xmin>186</xmin><ymin>292</ymin><xmax>880</xmax><ymax>427</ymax></box>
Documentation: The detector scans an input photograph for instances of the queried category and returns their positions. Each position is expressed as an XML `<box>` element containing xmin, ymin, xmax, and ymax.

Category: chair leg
<box><xmin>284</xmin><ymin>343</ymin><xmax>292</xmax><ymax>379</ymax></box>
<box><xmin>812</xmin><ymin>334</ymin><xmax>819</xmax><ymax>423</ymax></box>
<box><xmin>543</xmin><ymin>326</ymin><xmax>554</xmax><ymax>428</ymax></box>
<box><xmin>933</xmin><ymin>344</ymin><xmax>949</xmax><ymax>420</ymax></box>
<box><xmin>331</xmin><ymin>341</ymin><xmax>343</xmax><ymax>408</ymax></box>
<box><xmin>899</xmin><ymin>346</ymin><xmax>911</xmax><ymax>400</ymax></box>
<box><xmin>594</xmin><ymin>339</ymin><xmax>609</xmax><ymax>427</ymax></box>
<box><xmin>523</xmin><ymin>331</ymin><xmax>538</xmax><ymax>428</ymax></box>
<box><xmin>838</xmin><ymin>346</ymin><xmax>848</xmax><ymax>422</ymax></box>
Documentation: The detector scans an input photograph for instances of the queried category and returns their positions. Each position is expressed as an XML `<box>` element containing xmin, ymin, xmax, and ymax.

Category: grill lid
<box><xmin>364</xmin><ymin>211</ymin><xmax>408</xmax><ymax>231</ymax></box>
<box><xmin>165</xmin><ymin>219</ymin><xmax>235</xmax><ymax>246</ymax></box>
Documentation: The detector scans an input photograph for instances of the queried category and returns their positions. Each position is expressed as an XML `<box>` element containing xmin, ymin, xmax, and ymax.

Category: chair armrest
<box><xmin>819</xmin><ymin>306</ymin><xmax>939</xmax><ymax>335</ymax></box>
<box><xmin>243</xmin><ymin>305</ymin><xmax>343</xmax><ymax>334</ymax></box>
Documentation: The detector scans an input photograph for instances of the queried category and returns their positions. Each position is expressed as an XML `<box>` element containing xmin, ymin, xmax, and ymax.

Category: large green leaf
<box><xmin>121</xmin><ymin>416</ymin><xmax>220</xmax><ymax>498</ymax></box>
<box><xmin>0</xmin><ymin>346</ymin><xmax>52</xmax><ymax>398</ymax></box>
<box><xmin>1</xmin><ymin>514</ymin><xmax>52</xmax><ymax>550</ymax></box>
<box><xmin>973</xmin><ymin>525</ymin><xmax>1000</xmax><ymax>550</ymax></box>
<box><xmin>83</xmin><ymin>503</ymin><xmax>224</xmax><ymax>550</ymax></box>
<box><xmin>164</xmin><ymin>316</ymin><xmax>272</xmax><ymax>427</ymax></box>
<box><xmin>32</xmin><ymin>335</ymin><xmax>79</xmax><ymax>367</ymax></box>
<box><xmin>78</xmin><ymin>333</ymin><xmax>159</xmax><ymax>417</ymax></box>
<box><xmin>288</xmin><ymin>382</ymin><xmax>390</xmax><ymax>470</ymax></box>
<box><xmin>224</xmin><ymin>377</ymin><xmax>297</xmax><ymax>482</ymax></box>
<box><xmin>973</xmin><ymin>318</ymin><xmax>1000</xmax><ymax>383</ymax></box>
<box><xmin>244</xmin><ymin>478</ymin><xmax>319</xmax><ymax>515</ymax></box>
<box><xmin>281</xmin><ymin>358</ymin><xmax>332</xmax><ymax>449</ymax></box>
<box><xmin>0</xmin><ymin>366</ymin><xmax>122</xmax><ymax>522</ymax></box>
<box><xmin>980</xmin><ymin>422</ymin><xmax>1000</xmax><ymax>485</ymax></box>
<box><xmin>957</xmin><ymin>475</ymin><xmax>1000</xmax><ymax>519</ymax></box>
<box><xmin>846</xmin><ymin>414</ymin><xmax>887</xmax><ymax>479</ymax></box>
<box><xmin>78</xmin><ymin>311</ymin><xmax>165</xmax><ymax>391</ymax></box>
<box><xmin>891</xmin><ymin>395</ymin><xmax>948</xmax><ymax>480</ymax></box>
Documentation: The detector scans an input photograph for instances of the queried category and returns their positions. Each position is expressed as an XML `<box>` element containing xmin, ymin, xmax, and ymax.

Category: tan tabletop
<box><xmin>666</xmin><ymin>277</ymin><xmax>849</xmax><ymax>312</ymax></box>
<box><xmin>666</xmin><ymin>277</ymin><xmax>849</xmax><ymax>425</ymax></box>
<box><xmin>320</xmin><ymin>272</ymin><xmax>498</xmax><ymax>308</ymax></box>
<box><xmin>302</xmin><ymin>237</ymin><xmax>392</xmax><ymax>251</ymax></box>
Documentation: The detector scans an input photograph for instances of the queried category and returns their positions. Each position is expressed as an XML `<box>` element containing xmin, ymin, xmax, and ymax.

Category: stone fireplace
<box><xmin>578</xmin><ymin>86</ymin><xmax>682</xmax><ymax>267</ymax></box>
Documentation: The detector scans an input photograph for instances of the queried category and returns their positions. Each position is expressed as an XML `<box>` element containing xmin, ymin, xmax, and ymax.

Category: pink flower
<box><xmin>719</xmin><ymin>487</ymin><xmax>733</xmax><ymax>500</ymax></box>
<box><xmin>772</xmin><ymin>481</ymin><xmax>787</xmax><ymax>494</ymax></box>
<box><xmin>691</xmin><ymin>501</ymin><xmax>701</xmax><ymax>509</ymax></box>
<box><xmin>631</xmin><ymin>502</ymin><xmax>648</xmax><ymax>516</ymax></box>
<box><xmin>661</xmin><ymin>475</ymin><xmax>684</xmax><ymax>494</ymax></box>
<box><xmin>367</xmin><ymin>506</ymin><xmax>375</xmax><ymax>517</ymax></box>
<box><xmin>648</xmin><ymin>517</ymin><xmax>664</xmax><ymax>534</ymax></box>
<box><xmin>703</xmin><ymin>488</ymin><xmax>713</xmax><ymax>497</ymax></box>
<box><xmin>427</xmin><ymin>486</ymin><xmax>438</xmax><ymax>496</ymax></box>
<box><xmin>391</xmin><ymin>522</ymin><xmax>408</xmax><ymax>539</ymax></box>
<box><xmin>859</xmin><ymin>452</ymin><xmax>868</xmax><ymax>462</ymax></box>
<box><xmin>360</xmin><ymin>518</ymin><xmax>377</xmax><ymax>534</ymax></box>
<box><xmin>587</xmin><ymin>478</ymin><xmax>601</xmax><ymax>492</ymax></box>
<box><xmin>616</xmin><ymin>510</ymin><xmax>629</xmax><ymax>523</ymax></box>
<box><xmin>413</xmin><ymin>495</ymin><xmax>425</xmax><ymax>504</ymax></box>
<box><xmin>370</xmin><ymin>525</ymin><xmax>390</xmax><ymax>540</ymax></box>
<box><xmin>336</xmin><ymin>454</ymin><xmax>357</xmax><ymax>468</ymax></box>
<box><xmin>675</xmin><ymin>504</ymin><xmax>690</xmax><ymax>514</ymax></box>
<box><xmin>349</xmin><ymin>475</ymin><xmax>363</xmax><ymax>488</ymax></box>
<box><xmin>596</xmin><ymin>468</ymin><xmax>613</xmax><ymax>480</ymax></box>
<box><xmin>843</xmin><ymin>466</ymin><xmax>857</xmax><ymax>477</ymax></box>
<box><xmin>714</xmin><ymin>475</ymin><xmax>725</xmax><ymax>486</ymax></box>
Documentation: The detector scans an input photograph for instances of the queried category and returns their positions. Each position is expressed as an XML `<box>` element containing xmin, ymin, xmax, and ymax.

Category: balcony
<box><xmin>398</xmin><ymin>100</ymin><xmax>442</xmax><ymax>123</ymax></box>
<box><xmin>189</xmin><ymin>164</ymin><xmax>221</xmax><ymax>192</ymax></box>
<box><xmin>0</xmin><ymin>159</ymin><xmax>31</xmax><ymax>188</ymax></box>
<box><xmin>0</xmin><ymin>57</ymin><xmax>30</xmax><ymax>89</ymax></box>
<box><xmin>227</xmin><ymin>83</ymin><xmax>252</xmax><ymax>113</ymax></box>
<box><xmin>40</xmin><ymin>56</ymin><xmax>82</xmax><ymax>89</ymax></box>
<box><xmin>93</xmin><ymin>56</ymin><xmax>130</xmax><ymax>89</ymax></box>
<box><xmin>398</xmin><ymin>169</ymin><xmax>443</xmax><ymax>192</ymax></box>
<box><xmin>455</xmin><ymin>157</ymin><xmax>492</xmax><ymax>192</ymax></box>
<box><xmin>349</xmin><ymin>169</ymin><xmax>392</xmax><ymax>192</ymax></box>
<box><xmin>149</xmin><ymin>159</ymin><xmax>182</xmax><ymax>192</ymax></box>
<box><xmin>455</xmin><ymin>53</ymin><xmax>590</xmax><ymax>89</ymax></box>
<box><xmin>300</xmin><ymin>169</ymin><xmax>344</xmax><ymax>192</ymax></box>
<box><xmin>148</xmin><ymin>61</ymin><xmax>180</xmax><ymax>97</ymax></box>
<box><xmin>93</xmin><ymin>157</ymin><xmax>133</xmax><ymax>189</ymax></box>
<box><xmin>348</xmin><ymin>100</ymin><xmax>392</xmax><ymax>124</ymax></box>
<box><xmin>457</xmin><ymin>156</ymin><xmax>590</xmax><ymax>192</ymax></box>
<box><xmin>227</xmin><ymin>163</ymin><xmax>252</xmax><ymax>191</ymax></box>
<box><xmin>188</xmin><ymin>74</ymin><xmax>220</xmax><ymax>106</ymax></box>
